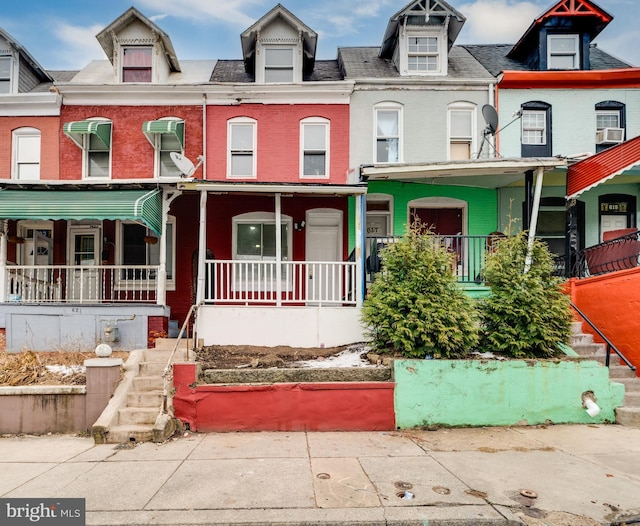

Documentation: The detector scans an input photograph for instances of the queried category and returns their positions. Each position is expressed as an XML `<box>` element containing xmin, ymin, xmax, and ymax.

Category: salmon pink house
<box><xmin>184</xmin><ymin>4</ymin><xmax>366</xmax><ymax>347</ymax></box>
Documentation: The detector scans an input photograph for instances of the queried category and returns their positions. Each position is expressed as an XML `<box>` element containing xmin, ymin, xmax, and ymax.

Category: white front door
<box><xmin>305</xmin><ymin>209</ymin><xmax>342</xmax><ymax>304</ymax></box>
<box><xmin>68</xmin><ymin>227</ymin><xmax>101</xmax><ymax>302</ymax></box>
<box><xmin>600</xmin><ymin>215</ymin><xmax>627</xmax><ymax>242</ymax></box>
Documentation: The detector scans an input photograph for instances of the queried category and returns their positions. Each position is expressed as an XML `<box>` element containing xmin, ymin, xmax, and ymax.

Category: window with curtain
<box><xmin>449</xmin><ymin>106</ymin><xmax>474</xmax><ymax>160</ymax></box>
<box><xmin>122</xmin><ymin>47</ymin><xmax>152</xmax><ymax>82</ymax></box>
<box><xmin>13</xmin><ymin>128</ymin><xmax>41</xmax><ymax>180</ymax></box>
<box><xmin>375</xmin><ymin>107</ymin><xmax>400</xmax><ymax>163</ymax></box>
<box><xmin>301</xmin><ymin>118</ymin><xmax>329</xmax><ymax>177</ymax></box>
<box><xmin>228</xmin><ymin>118</ymin><xmax>256</xmax><ymax>177</ymax></box>
<box><xmin>0</xmin><ymin>56</ymin><xmax>11</xmax><ymax>93</ymax></box>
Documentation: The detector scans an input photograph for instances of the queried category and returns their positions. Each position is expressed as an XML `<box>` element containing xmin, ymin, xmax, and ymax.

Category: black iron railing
<box><xmin>571</xmin><ymin>302</ymin><xmax>636</xmax><ymax>371</ymax></box>
<box><xmin>574</xmin><ymin>230</ymin><xmax>640</xmax><ymax>278</ymax></box>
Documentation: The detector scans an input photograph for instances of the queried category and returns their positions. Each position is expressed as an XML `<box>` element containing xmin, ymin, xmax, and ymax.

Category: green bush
<box><xmin>478</xmin><ymin>231</ymin><xmax>572</xmax><ymax>358</ymax></box>
<box><xmin>362</xmin><ymin>228</ymin><xmax>479</xmax><ymax>359</ymax></box>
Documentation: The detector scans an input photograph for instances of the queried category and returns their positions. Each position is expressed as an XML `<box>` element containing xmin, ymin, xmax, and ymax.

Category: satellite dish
<box><xmin>170</xmin><ymin>152</ymin><xmax>203</xmax><ymax>177</ymax></box>
<box><xmin>482</xmin><ymin>104</ymin><xmax>499</xmax><ymax>136</ymax></box>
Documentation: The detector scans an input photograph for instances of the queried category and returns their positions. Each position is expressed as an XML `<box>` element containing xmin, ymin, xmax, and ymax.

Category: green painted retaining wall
<box><xmin>394</xmin><ymin>359</ymin><xmax>625</xmax><ymax>428</ymax></box>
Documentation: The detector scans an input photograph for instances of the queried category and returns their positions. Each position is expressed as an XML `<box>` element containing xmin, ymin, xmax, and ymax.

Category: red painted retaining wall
<box><xmin>569</xmin><ymin>270</ymin><xmax>640</xmax><ymax>374</ymax></box>
<box><xmin>172</xmin><ymin>364</ymin><xmax>396</xmax><ymax>432</ymax></box>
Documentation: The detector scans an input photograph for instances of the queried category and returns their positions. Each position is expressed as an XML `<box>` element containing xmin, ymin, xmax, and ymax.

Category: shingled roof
<box><xmin>210</xmin><ymin>59</ymin><xmax>343</xmax><ymax>83</ymax></box>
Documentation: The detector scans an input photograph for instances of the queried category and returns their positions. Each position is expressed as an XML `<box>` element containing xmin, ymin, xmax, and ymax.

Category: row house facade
<box><xmin>0</xmin><ymin>0</ymin><xmax>639</xmax><ymax>352</ymax></box>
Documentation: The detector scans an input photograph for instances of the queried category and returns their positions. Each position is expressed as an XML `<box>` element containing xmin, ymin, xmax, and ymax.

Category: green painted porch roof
<box><xmin>0</xmin><ymin>189</ymin><xmax>162</xmax><ymax>235</ymax></box>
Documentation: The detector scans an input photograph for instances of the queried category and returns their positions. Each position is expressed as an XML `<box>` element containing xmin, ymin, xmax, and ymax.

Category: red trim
<box><xmin>500</xmin><ymin>69</ymin><xmax>640</xmax><ymax>89</ymax></box>
<box><xmin>567</xmin><ymin>135</ymin><xmax>640</xmax><ymax>198</ymax></box>
<box><xmin>538</xmin><ymin>0</ymin><xmax>612</xmax><ymax>24</ymax></box>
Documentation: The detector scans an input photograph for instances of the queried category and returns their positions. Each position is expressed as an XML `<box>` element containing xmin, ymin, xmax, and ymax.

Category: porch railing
<box><xmin>4</xmin><ymin>265</ymin><xmax>159</xmax><ymax>304</ymax></box>
<box><xmin>366</xmin><ymin>234</ymin><xmax>497</xmax><ymax>284</ymax></box>
<box><xmin>203</xmin><ymin>259</ymin><xmax>357</xmax><ymax>306</ymax></box>
<box><xmin>573</xmin><ymin>230</ymin><xmax>640</xmax><ymax>278</ymax></box>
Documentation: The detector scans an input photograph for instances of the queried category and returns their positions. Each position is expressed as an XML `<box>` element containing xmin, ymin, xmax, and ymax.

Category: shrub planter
<box><xmin>394</xmin><ymin>358</ymin><xmax>625</xmax><ymax>428</ymax></box>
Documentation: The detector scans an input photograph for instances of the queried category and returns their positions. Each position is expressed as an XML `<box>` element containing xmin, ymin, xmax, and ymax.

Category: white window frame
<box><xmin>400</xmin><ymin>29</ymin><xmax>446</xmax><ymax>76</ymax></box>
<box><xmin>596</xmin><ymin>110</ymin><xmax>620</xmax><ymax>131</ymax></box>
<box><xmin>521</xmin><ymin>110</ymin><xmax>547</xmax><ymax>145</ymax></box>
<box><xmin>121</xmin><ymin>46</ymin><xmax>153</xmax><ymax>83</ymax></box>
<box><xmin>447</xmin><ymin>103</ymin><xmax>477</xmax><ymax>161</ymax></box>
<box><xmin>149</xmin><ymin>117</ymin><xmax>184</xmax><ymax>178</ymax></box>
<box><xmin>115</xmin><ymin>216</ymin><xmax>176</xmax><ymax>291</ymax></box>
<box><xmin>227</xmin><ymin>117</ymin><xmax>257</xmax><ymax>178</ymax></box>
<box><xmin>81</xmin><ymin>118</ymin><xmax>112</xmax><ymax>179</ymax></box>
<box><xmin>374</xmin><ymin>103</ymin><xmax>403</xmax><ymax>163</ymax></box>
<box><xmin>408</xmin><ymin>36</ymin><xmax>439</xmax><ymax>72</ymax></box>
<box><xmin>232</xmin><ymin>212</ymin><xmax>293</xmax><ymax>291</ymax></box>
<box><xmin>365</xmin><ymin>193</ymin><xmax>394</xmax><ymax>238</ymax></box>
<box><xmin>0</xmin><ymin>55</ymin><xmax>12</xmax><ymax>94</ymax></box>
<box><xmin>264</xmin><ymin>46</ymin><xmax>295</xmax><ymax>83</ymax></box>
<box><xmin>17</xmin><ymin>221</ymin><xmax>54</xmax><ymax>266</ymax></box>
<box><xmin>547</xmin><ymin>34</ymin><xmax>579</xmax><ymax>70</ymax></box>
<box><xmin>12</xmin><ymin>127</ymin><xmax>41</xmax><ymax>180</ymax></box>
<box><xmin>300</xmin><ymin>117</ymin><xmax>329</xmax><ymax>179</ymax></box>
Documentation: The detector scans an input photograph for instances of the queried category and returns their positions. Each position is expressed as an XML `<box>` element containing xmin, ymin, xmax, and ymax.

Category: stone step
<box><xmin>612</xmin><ymin>377</ymin><xmax>640</xmax><ymax>392</ymax></box>
<box><xmin>118</xmin><ymin>407</ymin><xmax>159</xmax><ymax>426</ymax></box>
<box><xmin>571</xmin><ymin>321</ymin><xmax>584</xmax><ymax>334</ymax></box>
<box><xmin>139</xmin><ymin>362</ymin><xmax>166</xmax><ymax>376</ymax></box>
<box><xmin>133</xmin><ymin>375</ymin><xmax>164</xmax><ymax>391</ymax></box>
<box><xmin>143</xmin><ymin>348</ymin><xmax>190</xmax><ymax>363</ymax></box>
<box><xmin>153</xmin><ymin>338</ymin><xmax>189</xmax><ymax>351</ymax></box>
<box><xmin>571</xmin><ymin>343</ymin><xmax>605</xmax><ymax>356</ymax></box>
<box><xmin>623</xmin><ymin>391</ymin><xmax>640</xmax><ymax>407</ymax></box>
<box><xmin>126</xmin><ymin>391</ymin><xmax>163</xmax><ymax>408</ymax></box>
<box><xmin>615</xmin><ymin>407</ymin><xmax>640</xmax><ymax>427</ymax></box>
<box><xmin>570</xmin><ymin>333</ymin><xmax>595</xmax><ymax>346</ymax></box>
<box><xmin>106</xmin><ymin>424</ymin><xmax>155</xmax><ymax>444</ymax></box>
<box><xmin>608</xmin><ymin>365</ymin><xmax>638</xmax><ymax>379</ymax></box>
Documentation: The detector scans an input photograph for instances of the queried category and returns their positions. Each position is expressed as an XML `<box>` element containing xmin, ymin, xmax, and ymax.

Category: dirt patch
<box><xmin>0</xmin><ymin>350</ymin><xmax>130</xmax><ymax>386</ymax></box>
<box><xmin>195</xmin><ymin>344</ymin><xmax>360</xmax><ymax>369</ymax></box>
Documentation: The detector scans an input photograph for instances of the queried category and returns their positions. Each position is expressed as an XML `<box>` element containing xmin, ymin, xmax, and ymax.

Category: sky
<box><xmin>1</xmin><ymin>0</ymin><xmax>638</xmax><ymax>71</ymax></box>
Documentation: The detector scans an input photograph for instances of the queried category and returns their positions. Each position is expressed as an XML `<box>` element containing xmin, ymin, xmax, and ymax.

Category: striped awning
<box><xmin>142</xmin><ymin>119</ymin><xmax>184</xmax><ymax>148</ymax></box>
<box><xmin>0</xmin><ymin>189</ymin><xmax>162</xmax><ymax>235</ymax></box>
<box><xmin>63</xmin><ymin>120</ymin><xmax>111</xmax><ymax>149</ymax></box>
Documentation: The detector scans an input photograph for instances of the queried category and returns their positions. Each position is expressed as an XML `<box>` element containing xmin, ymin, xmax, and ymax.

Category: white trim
<box><xmin>365</xmin><ymin>193</ymin><xmax>394</xmax><ymax>237</ymax></box>
<box><xmin>144</xmin><ymin>116</ymin><xmax>184</xmax><ymax>179</ymax></box>
<box><xmin>227</xmin><ymin>117</ymin><xmax>257</xmax><ymax>179</ymax></box>
<box><xmin>374</xmin><ymin>102</ymin><xmax>403</xmax><ymax>163</ymax></box>
<box><xmin>12</xmin><ymin>127</ymin><xmax>41</xmax><ymax>181</ymax></box>
<box><xmin>399</xmin><ymin>28</ymin><xmax>447</xmax><ymax>76</ymax></box>
<box><xmin>547</xmin><ymin>34</ymin><xmax>579</xmax><ymax>70</ymax></box>
<box><xmin>300</xmin><ymin>117</ymin><xmax>330</xmax><ymax>179</ymax></box>
<box><xmin>447</xmin><ymin>102</ymin><xmax>477</xmax><ymax>161</ymax></box>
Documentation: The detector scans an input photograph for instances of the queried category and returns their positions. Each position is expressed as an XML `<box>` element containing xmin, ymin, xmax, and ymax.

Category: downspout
<box><xmin>202</xmin><ymin>93</ymin><xmax>207</xmax><ymax>178</ymax></box>
<box><xmin>0</xmin><ymin>221</ymin><xmax>7</xmax><ymax>302</ymax></box>
<box><xmin>524</xmin><ymin>166</ymin><xmax>544</xmax><ymax>273</ymax></box>
<box><xmin>195</xmin><ymin>190</ymin><xmax>207</xmax><ymax>304</ymax></box>
<box><xmin>275</xmin><ymin>193</ymin><xmax>282</xmax><ymax>306</ymax></box>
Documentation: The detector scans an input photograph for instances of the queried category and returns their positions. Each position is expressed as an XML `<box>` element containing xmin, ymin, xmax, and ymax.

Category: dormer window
<box><xmin>0</xmin><ymin>56</ymin><xmax>11</xmax><ymax>93</ymax></box>
<box><xmin>547</xmin><ymin>34</ymin><xmax>579</xmax><ymax>70</ymax></box>
<box><xmin>122</xmin><ymin>47</ymin><xmax>152</xmax><ymax>82</ymax></box>
<box><xmin>408</xmin><ymin>36</ymin><xmax>439</xmax><ymax>72</ymax></box>
<box><xmin>265</xmin><ymin>47</ymin><xmax>294</xmax><ymax>83</ymax></box>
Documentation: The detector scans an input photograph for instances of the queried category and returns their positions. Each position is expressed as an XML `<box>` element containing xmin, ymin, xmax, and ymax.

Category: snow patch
<box><xmin>294</xmin><ymin>345</ymin><xmax>375</xmax><ymax>368</ymax></box>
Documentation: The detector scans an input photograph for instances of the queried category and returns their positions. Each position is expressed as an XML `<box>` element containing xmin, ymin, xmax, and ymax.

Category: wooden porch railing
<box><xmin>203</xmin><ymin>259</ymin><xmax>357</xmax><ymax>306</ymax></box>
<box><xmin>4</xmin><ymin>265</ymin><xmax>159</xmax><ymax>304</ymax></box>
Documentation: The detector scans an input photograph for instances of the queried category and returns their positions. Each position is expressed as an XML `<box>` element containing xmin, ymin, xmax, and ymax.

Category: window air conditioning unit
<box><xmin>596</xmin><ymin>127</ymin><xmax>624</xmax><ymax>144</ymax></box>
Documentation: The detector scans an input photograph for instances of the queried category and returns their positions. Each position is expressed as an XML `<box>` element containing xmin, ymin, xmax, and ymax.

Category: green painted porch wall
<box><xmin>394</xmin><ymin>359</ymin><xmax>624</xmax><ymax>428</ymax></box>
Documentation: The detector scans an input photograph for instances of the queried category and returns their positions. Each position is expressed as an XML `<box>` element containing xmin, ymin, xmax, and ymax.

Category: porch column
<box><xmin>157</xmin><ymin>193</ymin><xmax>168</xmax><ymax>306</ymax></box>
<box><xmin>524</xmin><ymin>166</ymin><xmax>544</xmax><ymax>273</ymax></box>
<box><xmin>195</xmin><ymin>190</ymin><xmax>208</xmax><ymax>305</ymax></box>
<box><xmin>275</xmin><ymin>193</ymin><xmax>282</xmax><ymax>307</ymax></box>
<box><xmin>523</xmin><ymin>169</ymin><xmax>534</xmax><ymax>230</ymax></box>
<box><xmin>356</xmin><ymin>193</ymin><xmax>365</xmax><ymax>307</ymax></box>
<box><xmin>0</xmin><ymin>221</ymin><xmax>6</xmax><ymax>302</ymax></box>
<box><xmin>567</xmin><ymin>199</ymin><xmax>579</xmax><ymax>278</ymax></box>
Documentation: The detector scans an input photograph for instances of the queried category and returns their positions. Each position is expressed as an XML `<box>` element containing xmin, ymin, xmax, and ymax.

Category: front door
<box><xmin>305</xmin><ymin>209</ymin><xmax>342</xmax><ymax>304</ymax></box>
<box><xmin>410</xmin><ymin>207</ymin><xmax>463</xmax><ymax>235</ymax></box>
<box><xmin>600</xmin><ymin>214</ymin><xmax>627</xmax><ymax>242</ymax></box>
<box><xmin>68</xmin><ymin>227</ymin><xmax>101</xmax><ymax>302</ymax></box>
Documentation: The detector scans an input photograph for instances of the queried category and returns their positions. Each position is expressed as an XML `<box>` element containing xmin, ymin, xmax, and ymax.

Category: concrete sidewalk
<box><xmin>1</xmin><ymin>425</ymin><xmax>640</xmax><ymax>526</ymax></box>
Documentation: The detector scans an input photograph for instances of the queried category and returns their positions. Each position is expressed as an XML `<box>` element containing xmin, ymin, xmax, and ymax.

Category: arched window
<box><xmin>12</xmin><ymin>127</ymin><xmax>41</xmax><ymax>180</ymax></box>
<box><xmin>521</xmin><ymin>101</ymin><xmax>552</xmax><ymax>157</ymax></box>
<box><xmin>374</xmin><ymin>102</ymin><xmax>403</xmax><ymax>163</ymax></box>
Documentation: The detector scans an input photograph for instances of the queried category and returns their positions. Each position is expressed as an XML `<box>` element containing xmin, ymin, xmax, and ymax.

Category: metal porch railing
<box><xmin>574</xmin><ymin>230</ymin><xmax>640</xmax><ymax>278</ymax></box>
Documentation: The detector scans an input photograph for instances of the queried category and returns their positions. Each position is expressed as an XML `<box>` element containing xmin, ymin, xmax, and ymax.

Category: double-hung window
<box><xmin>228</xmin><ymin>118</ymin><xmax>256</xmax><ymax>178</ymax></box>
<box><xmin>63</xmin><ymin>119</ymin><xmax>112</xmax><ymax>179</ymax></box>
<box><xmin>143</xmin><ymin>118</ymin><xmax>185</xmax><ymax>177</ymax></box>
<box><xmin>521</xmin><ymin>111</ymin><xmax>546</xmax><ymax>145</ymax></box>
<box><xmin>13</xmin><ymin>127</ymin><xmax>41</xmax><ymax>180</ymax></box>
<box><xmin>264</xmin><ymin>47</ymin><xmax>294</xmax><ymax>83</ymax></box>
<box><xmin>547</xmin><ymin>35</ymin><xmax>579</xmax><ymax>70</ymax></box>
<box><xmin>0</xmin><ymin>56</ymin><xmax>11</xmax><ymax>93</ymax></box>
<box><xmin>301</xmin><ymin>118</ymin><xmax>329</xmax><ymax>178</ymax></box>
<box><xmin>408</xmin><ymin>36</ymin><xmax>439</xmax><ymax>72</ymax></box>
<box><xmin>122</xmin><ymin>47</ymin><xmax>152</xmax><ymax>82</ymax></box>
<box><xmin>448</xmin><ymin>104</ymin><xmax>475</xmax><ymax>160</ymax></box>
<box><xmin>375</xmin><ymin>105</ymin><xmax>401</xmax><ymax>163</ymax></box>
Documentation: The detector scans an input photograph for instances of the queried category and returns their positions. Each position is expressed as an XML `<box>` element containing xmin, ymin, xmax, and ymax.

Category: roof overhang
<box><xmin>0</xmin><ymin>189</ymin><xmax>162</xmax><ymax>235</ymax></box>
<box><xmin>177</xmin><ymin>180</ymin><xmax>367</xmax><ymax>196</ymax></box>
<box><xmin>499</xmin><ymin>69</ymin><xmax>640</xmax><ymax>89</ymax></box>
<box><xmin>567</xmin><ymin>136</ymin><xmax>640</xmax><ymax>199</ymax></box>
<box><xmin>361</xmin><ymin>158</ymin><xmax>567</xmax><ymax>189</ymax></box>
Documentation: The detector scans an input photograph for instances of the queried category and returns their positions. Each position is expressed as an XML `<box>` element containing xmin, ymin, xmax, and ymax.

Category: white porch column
<box><xmin>275</xmin><ymin>193</ymin><xmax>282</xmax><ymax>307</ymax></box>
<box><xmin>0</xmin><ymin>221</ymin><xmax>7</xmax><ymax>302</ymax></box>
<box><xmin>196</xmin><ymin>190</ymin><xmax>208</xmax><ymax>304</ymax></box>
<box><xmin>157</xmin><ymin>193</ymin><xmax>168</xmax><ymax>306</ymax></box>
<box><xmin>356</xmin><ymin>193</ymin><xmax>365</xmax><ymax>307</ymax></box>
<box><xmin>525</xmin><ymin>166</ymin><xmax>545</xmax><ymax>273</ymax></box>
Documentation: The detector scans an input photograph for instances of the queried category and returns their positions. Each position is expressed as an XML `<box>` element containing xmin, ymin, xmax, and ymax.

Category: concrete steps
<box><xmin>100</xmin><ymin>339</ymin><xmax>191</xmax><ymax>444</ymax></box>
<box><xmin>571</xmin><ymin>321</ymin><xmax>639</xmax><ymax>427</ymax></box>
